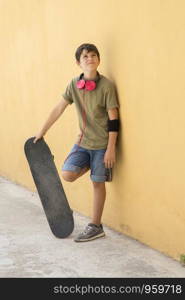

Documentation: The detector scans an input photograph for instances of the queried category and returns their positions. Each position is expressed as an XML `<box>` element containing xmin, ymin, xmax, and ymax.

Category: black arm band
<box><xmin>108</xmin><ymin>119</ymin><xmax>120</xmax><ymax>132</ymax></box>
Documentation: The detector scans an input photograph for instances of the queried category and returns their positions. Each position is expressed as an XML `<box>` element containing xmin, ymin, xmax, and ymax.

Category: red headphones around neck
<box><xmin>76</xmin><ymin>72</ymin><xmax>100</xmax><ymax>91</ymax></box>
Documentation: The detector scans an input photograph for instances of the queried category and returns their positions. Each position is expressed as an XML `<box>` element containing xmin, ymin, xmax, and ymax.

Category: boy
<box><xmin>34</xmin><ymin>43</ymin><xmax>119</xmax><ymax>242</ymax></box>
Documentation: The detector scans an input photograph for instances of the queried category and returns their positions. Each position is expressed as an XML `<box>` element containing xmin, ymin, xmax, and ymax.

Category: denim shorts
<box><xmin>62</xmin><ymin>144</ymin><xmax>108</xmax><ymax>182</ymax></box>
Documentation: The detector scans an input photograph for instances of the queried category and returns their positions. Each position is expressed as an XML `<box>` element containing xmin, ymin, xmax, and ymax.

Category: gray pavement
<box><xmin>0</xmin><ymin>176</ymin><xmax>185</xmax><ymax>278</ymax></box>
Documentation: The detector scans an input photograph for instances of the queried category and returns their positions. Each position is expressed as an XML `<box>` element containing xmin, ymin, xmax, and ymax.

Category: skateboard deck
<box><xmin>24</xmin><ymin>137</ymin><xmax>74</xmax><ymax>238</ymax></box>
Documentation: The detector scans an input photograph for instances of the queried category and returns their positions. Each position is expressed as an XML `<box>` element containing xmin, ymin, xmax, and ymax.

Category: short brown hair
<box><xmin>75</xmin><ymin>43</ymin><xmax>100</xmax><ymax>62</ymax></box>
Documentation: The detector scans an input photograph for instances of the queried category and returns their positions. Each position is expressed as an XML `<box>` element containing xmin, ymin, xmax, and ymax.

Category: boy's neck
<box><xmin>83</xmin><ymin>70</ymin><xmax>98</xmax><ymax>80</ymax></box>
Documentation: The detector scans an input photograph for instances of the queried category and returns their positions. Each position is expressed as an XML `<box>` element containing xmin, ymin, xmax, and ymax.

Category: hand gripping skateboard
<box><xmin>24</xmin><ymin>137</ymin><xmax>74</xmax><ymax>238</ymax></box>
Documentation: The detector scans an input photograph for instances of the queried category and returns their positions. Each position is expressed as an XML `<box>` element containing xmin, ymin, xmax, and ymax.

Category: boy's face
<box><xmin>77</xmin><ymin>50</ymin><xmax>100</xmax><ymax>72</ymax></box>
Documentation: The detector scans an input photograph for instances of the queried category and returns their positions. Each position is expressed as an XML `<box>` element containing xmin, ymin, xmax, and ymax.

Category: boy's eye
<box><xmin>82</xmin><ymin>53</ymin><xmax>97</xmax><ymax>59</ymax></box>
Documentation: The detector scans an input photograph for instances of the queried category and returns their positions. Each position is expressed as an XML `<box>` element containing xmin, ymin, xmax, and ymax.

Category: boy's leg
<box><xmin>91</xmin><ymin>182</ymin><xmax>106</xmax><ymax>226</ymax></box>
<box><xmin>74</xmin><ymin>149</ymin><xmax>107</xmax><ymax>242</ymax></box>
<box><xmin>74</xmin><ymin>182</ymin><xmax>106</xmax><ymax>242</ymax></box>
<box><xmin>90</xmin><ymin>149</ymin><xmax>107</xmax><ymax>225</ymax></box>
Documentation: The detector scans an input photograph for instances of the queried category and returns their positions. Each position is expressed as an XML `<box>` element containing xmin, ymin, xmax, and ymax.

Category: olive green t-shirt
<box><xmin>62</xmin><ymin>74</ymin><xmax>119</xmax><ymax>150</ymax></box>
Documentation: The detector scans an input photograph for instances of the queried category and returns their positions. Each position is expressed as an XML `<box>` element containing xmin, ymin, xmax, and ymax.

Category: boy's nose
<box><xmin>87</xmin><ymin>59</ymin><xmax>94</xmax><ymax>63</ymax></box>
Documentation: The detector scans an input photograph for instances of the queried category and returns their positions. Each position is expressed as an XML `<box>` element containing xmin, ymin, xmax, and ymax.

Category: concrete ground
<box><xmin>0</xmin><ymin>176</ymin><xmax>185</xmax><ymax>278</ymax></box>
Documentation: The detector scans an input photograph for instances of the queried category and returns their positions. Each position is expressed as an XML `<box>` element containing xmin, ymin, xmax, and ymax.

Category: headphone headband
<box><xmin>78</xmin><ymin>72</ymin><xmax>100</xmax><ymax>82</ymax></box>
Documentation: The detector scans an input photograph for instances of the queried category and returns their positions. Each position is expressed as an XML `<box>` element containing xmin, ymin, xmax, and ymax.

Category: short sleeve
<box><xmin>62</xmin><ymin>80</ymin><xmax>73</xmax><ymax>104</ymax></box>
<box><xmin>105</xmin><ymin>83</ymin><xmax>119</xmax><ymax>111</ymax></box>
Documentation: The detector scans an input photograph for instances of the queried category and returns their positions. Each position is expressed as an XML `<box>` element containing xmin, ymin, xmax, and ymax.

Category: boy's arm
<box><xmin>33</xmin><ymin>98</ymin><xmax>69</xmax><ymax>143</ymax></box>
<box><xmin>104</xmin><ymin>107</ymin><xmax>119</xmax><ymax>168</ymax></box>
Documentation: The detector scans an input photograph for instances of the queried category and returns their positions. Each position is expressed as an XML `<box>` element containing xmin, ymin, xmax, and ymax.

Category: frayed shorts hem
<box><xmin>90</xmin><ymin>175</ymin><xmax>107</xmax><ymax>182</ymax></box>
<box><xmin>62</xmin><ymin>165</ymin><xmax>106</xmax><ymax>182</ymax></box>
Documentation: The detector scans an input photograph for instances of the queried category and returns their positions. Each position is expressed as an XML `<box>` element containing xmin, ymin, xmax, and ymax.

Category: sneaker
<box><xmin>74</xmin><ymin>223</ymin><xmax>105</xmax><ymax>242</ymax></box>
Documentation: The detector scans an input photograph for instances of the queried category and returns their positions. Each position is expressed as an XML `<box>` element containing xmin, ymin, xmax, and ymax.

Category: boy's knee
<box><xmin>61</xmin><ymin>171</ymin><xmax>77</xmax><ymax>182</ymax></box>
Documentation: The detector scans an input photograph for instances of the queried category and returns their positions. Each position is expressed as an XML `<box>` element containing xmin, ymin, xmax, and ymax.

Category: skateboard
<box><xmin>24</xmin><ymin>137</ymin><xmax>74</xmax><ymax>238</ymax></box>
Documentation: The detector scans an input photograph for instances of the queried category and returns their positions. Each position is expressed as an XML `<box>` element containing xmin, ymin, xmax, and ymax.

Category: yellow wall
<box><xmin>1</xmin><ymin>0</ymin><xmax>185</xmax><ymax>260</ymax></box>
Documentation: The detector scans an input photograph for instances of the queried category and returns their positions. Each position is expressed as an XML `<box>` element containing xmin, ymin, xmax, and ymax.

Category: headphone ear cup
<box><xmin>85</xmin><ymin>80</ymin><xmax>96</xmax><ymax>91</ymax></box>
<box><xmin>76</xmin><ymin>79</ymin><xmax>85</xmax><ymax>89</ymax></box>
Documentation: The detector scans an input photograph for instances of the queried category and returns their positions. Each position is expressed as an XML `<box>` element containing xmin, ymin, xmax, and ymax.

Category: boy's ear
<box><xmin>76</xmin><ymin>60</ymin><xmax>80</xmax><ymax>66</ymax></box>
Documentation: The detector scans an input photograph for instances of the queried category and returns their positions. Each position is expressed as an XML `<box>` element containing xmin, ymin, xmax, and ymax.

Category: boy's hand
<box><xmin>33</xmin><ymin>133</ymin><xmax>44</xmax><ymax>143</ymax></box>
<box><xmin>104</xmin><ymin>148</ymin><xmax>116</xmax><ymax>169</ymax></box>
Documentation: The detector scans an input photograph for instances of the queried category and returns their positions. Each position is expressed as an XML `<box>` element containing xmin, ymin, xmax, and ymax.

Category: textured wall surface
<box><xmin>0</xmin><ymin>0</ymin><xmax>185</xmax><ymax>259</ymax></box>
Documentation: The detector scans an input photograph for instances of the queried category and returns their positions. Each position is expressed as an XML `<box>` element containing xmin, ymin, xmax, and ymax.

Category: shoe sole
<box><xmin>74</xmin><ymin>232</ymin><xmax>105</xmax><ymax>242</ymax></box>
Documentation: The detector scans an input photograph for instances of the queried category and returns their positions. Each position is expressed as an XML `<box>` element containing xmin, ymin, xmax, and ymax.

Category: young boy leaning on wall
<box><xmin>34</xmin><ymin>43</ymin><xmax>120</xmax><ymax>242</ymax></box>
